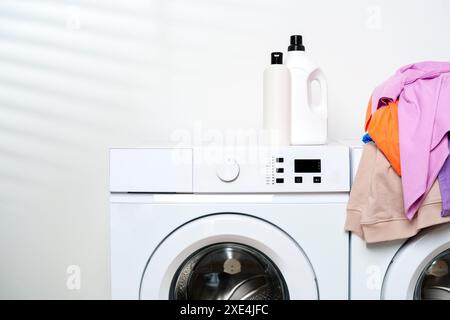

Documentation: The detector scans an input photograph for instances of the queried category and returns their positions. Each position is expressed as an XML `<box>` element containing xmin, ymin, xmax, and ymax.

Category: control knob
<box><xmin>216</xmin><ymin>158</ymin><xmax>240</xmax><ymax>182</ymax></box>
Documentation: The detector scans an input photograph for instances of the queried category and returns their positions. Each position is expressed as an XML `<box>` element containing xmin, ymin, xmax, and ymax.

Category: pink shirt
<box><xmin>371</xmin><ymin>61</ymin><xmax>450</xmax><ymax>220</ymax></box>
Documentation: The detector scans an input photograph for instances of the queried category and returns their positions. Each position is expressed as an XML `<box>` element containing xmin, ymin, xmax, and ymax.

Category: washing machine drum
<box><xmin>170</xmin><ymin>243</ymin><xmax>289</xmax><ymax>300</ymax></box>
<box><xmin>139</xmin><ymin>214</ymin><xmax>318</xmax><ymax>300</ymax></box>
<box><xmin>414</xmin><ymin>249</ymin><xmax>450</xmax><ymax>300</ymax></box>
<box><xmin>382</xmin><ymin>224</ymin><xmax>450</xmax><ymax>300</ymax></box>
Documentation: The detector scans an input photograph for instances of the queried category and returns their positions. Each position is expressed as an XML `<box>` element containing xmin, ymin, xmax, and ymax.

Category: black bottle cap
<box><xmin>271</xmin><ymin>52</ymin><xmax>283</xmax><ymax>64</ymax></box>
<box><xmin>288</xmin><ymin>35</ymin><xmax>305</xmax><ymax>51</ymax></box>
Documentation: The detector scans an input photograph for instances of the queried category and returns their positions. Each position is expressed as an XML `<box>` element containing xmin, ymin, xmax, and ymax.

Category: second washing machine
<box><xmin>350</xmin><ymin>146</ymin><xmax>450</xmax><ymax>300</ymax></box>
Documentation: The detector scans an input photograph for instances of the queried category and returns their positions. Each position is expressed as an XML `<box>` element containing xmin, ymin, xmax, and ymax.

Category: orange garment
<box><xmin>364</xmin><ymin>98</ymin><xmax>401</xmax><ymax>175</ymax></box>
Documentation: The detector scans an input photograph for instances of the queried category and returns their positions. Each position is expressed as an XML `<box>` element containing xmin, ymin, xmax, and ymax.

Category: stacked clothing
<box><xmin>346</xmin><ymin>62</ymin><xmax>450</xmax><ymax>243</ymax></box>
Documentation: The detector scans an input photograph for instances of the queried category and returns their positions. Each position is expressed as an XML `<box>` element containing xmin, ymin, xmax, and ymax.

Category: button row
<box><xmin>275</xmin><ymin>158</ymin><xmax>284</xmax><ymax>181</ymax></box>
<box><xmin>275</xmin><ymin>176</ymin><xmax>322</xmax><ymax>184</ymax></box>
<box><xmin>296</xmin><ymin>176</ymin><xmax>321</xmax><ymax>183</ymax></box>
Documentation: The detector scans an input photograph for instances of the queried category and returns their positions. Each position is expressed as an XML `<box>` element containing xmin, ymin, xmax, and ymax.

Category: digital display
<box><xmin>294</xmin><ymin>159</ymin><xmax>321</xmax><ymax>173</ymax></box>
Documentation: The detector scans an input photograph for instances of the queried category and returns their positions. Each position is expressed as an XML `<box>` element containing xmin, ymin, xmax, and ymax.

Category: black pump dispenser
<box><xmin>271</xmin><ymin>52</ymin><xmax>283</xmax><ymax>64</ymax></box>
<box><xmin>288</xmin><ymin>35</ymin><xmax>305</xmax><ymax>51</ymax></box>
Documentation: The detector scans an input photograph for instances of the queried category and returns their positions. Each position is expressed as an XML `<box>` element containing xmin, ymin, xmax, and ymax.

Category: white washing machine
<box><xmin>350</xmin><ymin>146</ymin><xmax>450</xmax><ymax>300</ymax></box>
<box><xmin>109</xmin><ymin>145</ymin><xmax>350</xmax><ymax>300</ymax></box>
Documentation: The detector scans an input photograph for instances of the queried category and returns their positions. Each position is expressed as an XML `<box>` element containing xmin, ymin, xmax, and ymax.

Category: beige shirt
<box><xmin>346</xmin><ymin>142</ymin><xmax>450</xmax><ymax>243</ymax></box>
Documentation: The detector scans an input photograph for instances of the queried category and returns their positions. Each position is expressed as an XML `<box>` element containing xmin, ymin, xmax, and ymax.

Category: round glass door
<box><xmin>414</xmin><ymin>249</ymin><xmax>450</xmax><ymax>300</ymax></box>
<box><xmin>170</xmin><ymin>243</ymin><xmax>289</xmax><ymax>300</ymax></box>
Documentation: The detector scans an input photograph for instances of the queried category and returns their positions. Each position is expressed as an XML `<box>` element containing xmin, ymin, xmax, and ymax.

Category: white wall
<box><xmin>0</xmin><ymin>0</ymin><xmax>449</xmax><ymax>299</ymax></box>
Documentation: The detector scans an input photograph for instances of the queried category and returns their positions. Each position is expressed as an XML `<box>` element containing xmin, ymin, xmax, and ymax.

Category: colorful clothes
<box><xmin>370</xmin><ymin>61</ymin><xmax>450</xmax><ymax>220</ymax></box>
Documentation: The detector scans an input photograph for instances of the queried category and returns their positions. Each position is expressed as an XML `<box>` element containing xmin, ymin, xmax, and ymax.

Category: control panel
<box><xmin>110</xmin><ymin>145</ymin><xmax>350</xmax><ymax>193</ymax></box>
<box><xmin>193</xmin><ymin>145</ymin><xmax>350</xmax><ymax>193</ymax></box>
<box><xmin>265</xmin><ymin>157</ymin><xmax>322</xmax><ymax>186</ymax></box>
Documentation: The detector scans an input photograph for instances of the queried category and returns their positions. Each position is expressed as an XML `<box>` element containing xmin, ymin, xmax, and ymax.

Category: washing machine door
<box><xmin>139</xmin><ymin>214</ymin><xmax>318</xmax><ymax>300</ymax></box>
<box><xmin>382</xmin><ymin>224</ymin><xmax>450</xmax><ymax>300</ymax></box>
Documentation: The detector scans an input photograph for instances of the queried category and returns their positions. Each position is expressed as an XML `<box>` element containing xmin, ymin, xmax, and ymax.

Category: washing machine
<box><xmin>350</xmin><ymin>146</ymin><xmax>450</xmax><ymax>300</ymax></box>
<box><xmin>109</xmin><ymin>145</ymin><xmax>350</xmax><ymax>300</ymax></box>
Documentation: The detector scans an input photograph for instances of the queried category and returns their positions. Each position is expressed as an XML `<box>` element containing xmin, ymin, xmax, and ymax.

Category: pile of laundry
<box><xmin>346</xmin><ymin>61</ymin><xmax>450</xmax><ymax>243</ymax></box>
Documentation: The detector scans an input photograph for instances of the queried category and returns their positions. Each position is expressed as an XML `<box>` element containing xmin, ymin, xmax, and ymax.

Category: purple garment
<box><xmin>371</xmin><ymin>61</ymin><xmax>450</xmax><ymax>220</ymax></box>
<box><xmin>439</xmin><ymin>138</ymin><xmax>450</xmax><ymax>217</ymax></box>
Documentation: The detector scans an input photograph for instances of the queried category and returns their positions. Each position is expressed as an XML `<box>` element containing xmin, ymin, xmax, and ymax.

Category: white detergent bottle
<box><xmin>263</xmin><ymin>52</ymin><xmax>291</xmax><ymax>146</ymax></box>
<box><xmin>285</xmin><ymin>35</ymin><xmax>328</xmax><ymax>145</ymax></box>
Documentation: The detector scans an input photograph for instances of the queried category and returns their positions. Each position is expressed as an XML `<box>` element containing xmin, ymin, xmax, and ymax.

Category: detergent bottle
<box><xmin>285</xmin><ymin>35</ymin><xmax>328</xmax><ymax>145</ymax></box>
<box><xmin>263</xmin><ymin>52</ymin><xmax>291</xmax><ymax>146</ymax></box>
